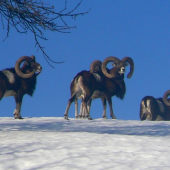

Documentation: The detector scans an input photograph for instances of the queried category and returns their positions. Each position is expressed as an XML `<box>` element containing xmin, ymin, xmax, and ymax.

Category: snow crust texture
<box><xmin>0</xmin><ymin>117</ymin><xmax>170</xmax><ymax>170</ymax></box>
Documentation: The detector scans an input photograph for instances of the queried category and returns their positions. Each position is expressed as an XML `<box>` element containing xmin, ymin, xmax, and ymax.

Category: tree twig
<box><xmin>0</xmin><ymin>0</ymin><xmax>90</xmax><ymax>67</ymax></box>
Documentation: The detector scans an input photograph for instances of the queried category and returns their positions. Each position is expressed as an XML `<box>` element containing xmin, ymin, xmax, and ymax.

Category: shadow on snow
<box><xmin>0</xmin><ymin>117</ymin><xmax>170</xmax><ymax>137</ymax></box>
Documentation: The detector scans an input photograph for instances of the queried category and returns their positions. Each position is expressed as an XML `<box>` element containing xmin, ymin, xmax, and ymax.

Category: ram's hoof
<box><xmin>64</xmin><ymin>116</ymin><xmax>69</xmax><ymax>120</ymax></box>
<box><xmin>103</xmin><ymin>116</ymin><xmax>108</xmax><ymax>119</ymax></box>
<box><xmin>87</xmin><ymin>117</ymin><xmax>93</xmax><ymax>120</ymax></box>
<box><xmin>14</xmin><ymin>114</ymin><xmax>23</xmax><ymax>119</ymax></box>
<box><xmin>14</xmin><ymin>116</ymin><xmax>23</xmax><ymax>119</ymax></box>
<box><xmin>111</xmin><ymin>115</ymin><xmax>116</xmax><ymax>119</ymax></box>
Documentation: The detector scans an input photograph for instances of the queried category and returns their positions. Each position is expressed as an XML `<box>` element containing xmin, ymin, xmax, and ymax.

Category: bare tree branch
<box><xmin>0</xmin><ymin>0</ymin><xmax>90</xmax><ymax>66</ymax></box>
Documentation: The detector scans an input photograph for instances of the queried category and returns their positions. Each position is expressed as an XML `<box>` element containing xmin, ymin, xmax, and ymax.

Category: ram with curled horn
<box><xmin>140</xmin><ymin>93</ymin><xmax>170</xmax><ymax>121</ymax></box>
<box><xmin>163</xmin><ymin>90</ymin><xmax>170</xmax><ymax>107</ymax></box>
<box><xmin>64</xmin><ymin>60</ymin><xmax>103</xmax><ymax>120</ymax></box>
<box><xmin>79</xmin><ymin>56</ymin><xmax>134</xmax><ymax>119</ymax></box>
<box><xmin>0</xmin><ymin>55</ymin><xmax>42</xmax><ymax>119</ymax></box>
<box><xmin>64</xmin><ymin>56</ymin><xmax>134</xmax><ymax>120</ymax></box>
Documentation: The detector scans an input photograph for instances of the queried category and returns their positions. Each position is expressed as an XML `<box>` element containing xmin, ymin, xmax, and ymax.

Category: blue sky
<box><xmin>0</xmin><ymin>0</ymin><xmax>170</xmax><ymax>120</ymax></box>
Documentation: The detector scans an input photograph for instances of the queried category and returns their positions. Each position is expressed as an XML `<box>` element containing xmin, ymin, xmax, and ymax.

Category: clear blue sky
<box><xmin>0</xmin><ymin>0</ymin><xmax>170</xmax><ymax>120</ymax></box>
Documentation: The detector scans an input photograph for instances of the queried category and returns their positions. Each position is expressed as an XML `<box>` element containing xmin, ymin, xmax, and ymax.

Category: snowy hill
<box><xmin>0</xmin><ymin>117</ymin><xmax>170</xmax><ymax>170</ymax></box>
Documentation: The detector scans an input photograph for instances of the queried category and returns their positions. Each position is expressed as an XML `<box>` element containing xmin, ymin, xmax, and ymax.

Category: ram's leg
<box><xmin>79</xmin><ymin>101</ymin><xmax>83</xmax><ymax>118</ymax></box>
<box><xmin>81</xmin><ymin>104</ymin><xmax>86</xmax><ymax>119</ymax></box>
<box><xmin>82</xmin><ymin>96</ymin><xmax>93</xmax><ymax>120</ymax></box>
<box><xmin>79</xmin><ymin>99</ymin><xmax>92</xmax><ymax>119</ymax></box>
<box><xmin>80</xmin><ymin>100</ymin><xmax>90</xmax><ymax>119</ymax></box>
<box><xmin>101</xmin><ymin>97</ymin><xmax>107</xmax><ymax>119</ymax></box>
<box><xmin>82</xmin><ymin>101</ymin><xmax>92</xmax><ymax>120</ymax></box>
<box><xmin>78</xmin><ymin>76</ymin><xmax>92</xmax><ymax>120</ymax></box>
<box><xmin>0</xmin><ymin>84</ymin><xmax>6</xmax><ymax>101</ymax></box>
<box><xmin>87</xmin><ymin>99</ymin><xmax>92</xmax><ymax>118</ymax></box>
<box><xmin>81</xmin><ymin>99</ymin><xmax>92</xmax><ymax>119</ymax></box>
<box><xmin>107</xmin><ymin>96</ymin><xmax>116</xmax><ymax>119</ymax></box>
<box><xmin>14</xmin><ymin>93</ymin><xmax>24</xmax><ymax>119</ymax></box>
<box><xmin>0</xmin><ymin>89</ymin><xmax>5</xmax><ymax>101</ymax></box>
<box><xmin>64</xmin><ymin>94</ymin><xmax>76</xmax><ymax>120</ymax></box>
<box><xmin>0</xmin><ymin>85</ymin><xmax>6</xmax><ymax>115</ymax></box>
<box><xmin>75</xmin><ymin>99</ymin><xmax>79</xmax><ymax>119</ymax></box>
<box><xmin>64</xmin><ymin>92</ymin><xmax>78</xmax><ymax>120</ymax></box>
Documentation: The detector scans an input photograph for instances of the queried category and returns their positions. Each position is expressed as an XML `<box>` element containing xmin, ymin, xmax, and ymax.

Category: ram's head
<box><xmin>101</xmin><ymin>56</ymin><xmax>134</xmax><ymax>79</ymax></box>
<box><xmin>15</xmin><ymin>55</ymin><xmax>42</xmax><ymax>78</ymax></box>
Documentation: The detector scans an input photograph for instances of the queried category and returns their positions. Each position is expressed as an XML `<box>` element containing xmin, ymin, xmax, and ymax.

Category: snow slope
<box><xmin>0</xmin><ymin>117</ymin><xmax>170</xmax><ymax>170</ymax></box>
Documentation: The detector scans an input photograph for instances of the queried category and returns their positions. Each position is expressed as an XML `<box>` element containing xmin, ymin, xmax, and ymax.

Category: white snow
<box><xmin>0</xmin><ymin>117</ymin><xmax>170</xmax><ymax>170</ymax></box>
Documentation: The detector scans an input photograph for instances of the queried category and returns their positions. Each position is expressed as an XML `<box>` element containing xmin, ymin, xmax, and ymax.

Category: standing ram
<box><xmin>65</xmin><ymin>60</ymin><xmax>103</xmax><ymax>119</ymax></box>
<box><xmin>64</xmin><ymin>56</ymin><xmax>134</xmax><ymax>120</ymax></box>
<box><xmin>140</xmin><ymin>94</ymin><xmax>170</xmax><ymax>121</ymax></box>
<box><xmin>78</xmin><ymin>60</ymin><xmax>109</xmax><ymax>119</ymax></box>
<box><xmin>0</xmin><ymin>55</ymin><xmax>42</xmax><ymax>119</ymax></box>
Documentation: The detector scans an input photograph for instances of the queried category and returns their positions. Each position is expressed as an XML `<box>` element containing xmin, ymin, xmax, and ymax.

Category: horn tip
<box><xmin>31</xmin><ymin>55</ymin><xmax>36</xmax><ymax>60</ymax></box>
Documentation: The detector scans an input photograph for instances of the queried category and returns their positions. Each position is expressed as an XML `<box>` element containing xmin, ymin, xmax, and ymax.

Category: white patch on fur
<box><xmin>145</xmin><ymin>100</ymin><xmax>153</xmax><ymax>120</ymax></box>
<box><xmin>144</xmin><ymin>119</ymin><xmax>149</xmax><ymax>121</ymax></box>
<box><xmin>141</xmin><ymin>100</ymin><xmax>151</xmax><ymax>113</ymax></box>
<box><xmin>13</xmin><ymin>109</ymin><xmax>19</xmax><ymax>115</ymax></box>
<box><xmin>4</xmin><ymin>90</ymin><xmax>16</xmax><ymax>97</ymax></box>
<box><xmin>2</xmin><ymin>70</ymin><xmax>15</xmax><ymax>84</ymax></box>
<box><xmin>93</xmin><ymin>73</ymin><xmax>102</xmax><ymax>83</ymax></box>
<box><xmin>141</xmin><ymin>101</ymin><xmax>147</xmax><ymax>113</ymax></box>
<box><xmin>119</xmin><ymin>67</ymin><xmax>125</xmax><ymax>74</ymax></box>
<box><xmin>141</xmin><ymin>99</ymin><xmax>153</xmax><ymax>120</ymax></box>
<box><xmin>141</xmin><ymin>100</ymin><xmax>149</xmax><ymax>114</ymax></box>
<box><xmin>74</xmin><ymin>85</ymin><xmax>84</xmax><ymax>100</ymax></box>
<box><xmin>146</xmin><ymin>100</ymin><xmax>151</xmax><ymax>113</ymax></box>
<box><xmin>13</xmin><ymin>109</ymin><xmax>20</xmax><ymax>116</ymax></box>
<box><xmin>156</xmin><ymin>100</ymin><xmax>164</xmax><ymax>113</ymax></box>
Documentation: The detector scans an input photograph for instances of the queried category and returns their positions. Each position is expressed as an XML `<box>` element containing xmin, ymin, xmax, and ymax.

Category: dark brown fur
<box><xmin>140</xmin><ymin>96</ymin><xmax>170</xmax><ymax>121</ymax></box>
<box><xmin>0</xmin><ymin>59</ymin><xmax>41</xmax><ymax>119</ymax></box>
<box><xmin>64</xmin><ymin>61</ymin><xmax>127</xmax><ymax>120</ymax></box>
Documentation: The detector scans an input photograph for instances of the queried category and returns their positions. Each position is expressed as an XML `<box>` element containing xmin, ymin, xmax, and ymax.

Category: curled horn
<box><xmin>30</xmin><ymin>55</ymin><xmax>36</xmax><ymax>61</ymax></box>
<box><xmin>163</xmin><ymin>90</ymin><xmax>170</xmax><ymax>106</ymax></box>
<box><xmin>101</xmin><ymin>56</ymin><xmax>120</xmax><ymax>78</ymax></box>
<box><xmin>90</xmin><ymin>60</ymin><xmax>102</xmax><ymax>73</ymax></box>
<box><xmin>15</xmin><ymin>56</ymin><xmax>35</xmax><ymax>78</ymax></box>
<box><xmin>121</xmin><ymin>57</ymin><xmax>134</xmax><ymax>78</ymax></box>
